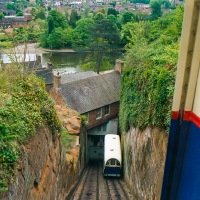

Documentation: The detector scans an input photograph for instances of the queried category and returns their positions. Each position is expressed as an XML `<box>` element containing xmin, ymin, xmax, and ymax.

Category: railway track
<box><xmin>66</xmin><ymin>160</ymin><xmax>132</xmax><ymax>200</ymax></box>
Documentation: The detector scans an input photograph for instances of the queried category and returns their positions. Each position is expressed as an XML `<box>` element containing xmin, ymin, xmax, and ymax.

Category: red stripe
<box><xmin>183</xmin><ymin>111</ymin><xmax>200</xmax><ymax>128</ymax></box>
<box><xmin>171</xmin><ymin>111</ymin><xmax>200</xmax><ymax>128</ymax></box>
<box><xmin>171</xmin><ymin>111</ymin><xmax>180</xmax><ymax>119</ymax></box>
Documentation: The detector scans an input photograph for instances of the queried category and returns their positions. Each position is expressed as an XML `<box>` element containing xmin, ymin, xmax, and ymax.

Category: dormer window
<box><xmin>96</xmin><ymin>108</ymin><xmax>102</xmax><ymax>119</ymax></box>
<box><xmin>104</xmin><ymin>105</ymin><xmax>110</xmax><ymax>116</ymax></box>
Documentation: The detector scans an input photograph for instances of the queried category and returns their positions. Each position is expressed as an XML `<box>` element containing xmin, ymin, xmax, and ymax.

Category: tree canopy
<box><xmin>75</xmin><ymin>18</ymin><xmax>121</xmax><ymax>74</ymax></box>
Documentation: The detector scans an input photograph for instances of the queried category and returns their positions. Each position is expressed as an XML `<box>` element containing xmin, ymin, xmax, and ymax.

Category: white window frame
<box><xmin>104</xmin><ymin>105</ymin><xmax>110</xmax><ymax>116</ymax></box>
<box><xmin>96</xmin><ymin>108</ymin><xmax>102</xmax><ymax>119</ymax></box>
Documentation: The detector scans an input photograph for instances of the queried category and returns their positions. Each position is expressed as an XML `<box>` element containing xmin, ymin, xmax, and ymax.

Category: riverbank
<box><xmin>3</xmin><ymin>43</ymin><xmax>75</xmax><ymax>54</ymax></box>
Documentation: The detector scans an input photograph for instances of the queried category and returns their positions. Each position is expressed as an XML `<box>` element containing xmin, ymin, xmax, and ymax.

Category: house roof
<box><xmin>60</xmin><ymin>71</ymin><xmax>121</xmax><ymax>114</ymax></box>
<box><xmin>61</xmin><ymin>71</ymin><xmax>98</xmax><ymax>84</ymax></box>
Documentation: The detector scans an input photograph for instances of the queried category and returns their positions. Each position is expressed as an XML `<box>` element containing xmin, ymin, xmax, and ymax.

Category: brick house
<box><xmin>0</xmin><ymin>17</ymin><xmax>28</xmax><ymax>29</ymax></box>
<box><xmin>54</xmin><ymin>66</ymin><xmax>122</xmax><ymax>160</ymax></box>
<box><xmin>57</xmin><ymin>70</ymin><xmax>121</xmax><ymax>128</ymax></box>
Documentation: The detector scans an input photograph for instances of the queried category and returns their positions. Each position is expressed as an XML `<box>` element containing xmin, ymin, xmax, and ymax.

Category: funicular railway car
<box><xmin>161</xmin><ymin>0</ymin><xmax>200</xmax><ymax>199</ymax></box>
<box><xmin>103</xmin><ymin>134</ymin><xmax>122</xmax><ymax>177</ymax></box>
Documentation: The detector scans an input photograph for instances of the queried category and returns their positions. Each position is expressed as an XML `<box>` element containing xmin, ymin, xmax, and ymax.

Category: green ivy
<box><xmin>119</xmin><ymin>6</ymin><xmax>183</xmax><ymax>132</ymax></box>
<box><xmin>0</xmin><ymin>68</ymin><xmax>61</xmax><ymax>190</ymax></box>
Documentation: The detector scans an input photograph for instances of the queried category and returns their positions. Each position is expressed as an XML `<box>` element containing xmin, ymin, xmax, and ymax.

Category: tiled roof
<box><xmin>60</xmin><ymin>71</ymin><xmax>98</xmax><ymax>84</ymax></box>
<box><xmin>60</xmin><ymin>71</ymin><xmax>121</xmax><ymax>114</ymax></box>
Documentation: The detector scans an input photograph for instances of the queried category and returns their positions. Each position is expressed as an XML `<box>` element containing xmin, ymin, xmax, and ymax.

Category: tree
<box><xmin>35</xmin><ymin>9</ymin><xmax>46</xmax><ymax>20</ymax></box>
<box><xmin>69</xmin><ymin>9</ymin><xmax>80</xmax><ymax>28</ymax></box>
<box><xmin>83</xmin><ymin>6</ymin><xmax>90</xmax><ymax>18</ymax></box>
<box><xmin>72</xmin><ymin>18</ymin><xmax>94</xmax><ymax>47</ymax></box>
<box><xmin>150</xmin><ymin>1</ymin><xmax>162</xmax><ymax>20</ymax></box>
<box><xmin>0</xmin><ymin>13</ymin><xmax>4</xmax><ymax>20</ymax></box>
<box><xmin>109</xmin><ymin>1</ymin><xmax>116</xmax><ymax>7</ymax></box>
<box><xmin>48</xmin><ymin>10</ymin><xmax>67</xmax><ymax>29</ymax></box>
<box><xmin>6</xmin><ymin>3</ymin><xmax>15</xmax><ymax>10</ymax></box>
<box><xmin>47</xmin><ymin>15</ymin><xmax>54</xmax><ymax>34</ymax></box>
<box><xmin>75</xmin><ymin>19</ymin><xmax>120</xmax><ymax>74</ymax></box>
<box><xmin>107</xmin><ymin>14</ymin><xmax>117</xmax><ymax>24</ymax></box>
<box><xmin>16</xmin><ymin>11</ymin><xmax>24</xmax><ymax>16</ymax></box>
<box><xmin>122</xmin><ymin>11</ymin><xmax>134</xmax><ymax>24</ymax></box>
<box><xmin>62</xmin><ymin>27</ymin><xmax>73</xmax><ymax>47</ymax></box>
<box><xmin>93</xmin><ymin>12</ymin><xmax>105</xmax><ymax>21</ymax></box>
<box><xmin>47</xmin><ymin>27</ymin><xmax>64</xmax><ymax>49</ymax></box>
<box><xmin>107</xmin><ymin>8</ymin><xmax>119</xmax><ymax>17</ymax></box>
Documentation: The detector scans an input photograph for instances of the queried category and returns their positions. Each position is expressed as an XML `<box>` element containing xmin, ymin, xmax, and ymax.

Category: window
<box><xmin>104</xmin><ymin>105</ymin><xmax>110</xmax><ymax>116</ymax></box>
<box><xmin>96</xmin><ymin>108</ymin><xmax>102</xmax><ymax>119</ymax></box>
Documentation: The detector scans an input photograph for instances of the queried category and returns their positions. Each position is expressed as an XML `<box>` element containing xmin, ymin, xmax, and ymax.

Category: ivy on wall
<box><xmin>119</xmin><ymin>6</ymin><xmax>184</xmax><ymax>132</ymax></box>
<box><xmin>0</xmin><ymin>66</ymin><xmax>61</xmax><ymax>191</ymax></box>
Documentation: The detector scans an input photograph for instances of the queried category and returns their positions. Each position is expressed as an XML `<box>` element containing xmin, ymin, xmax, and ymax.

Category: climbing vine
<box><xmin>119</xmin><ymin>6</ymin><xmax>184</xmax><ymax>132</ymax></box>
<box><xmin>0</xmin><ymin>66</ymin><xmax>61</xmax><ymax>191</ymax></box>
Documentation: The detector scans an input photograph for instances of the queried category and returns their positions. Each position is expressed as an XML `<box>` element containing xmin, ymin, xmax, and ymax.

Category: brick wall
<box><xmin>85</xmin><ymin>102</ymin><xmax>119</xmax><ymax>129</ymax></box>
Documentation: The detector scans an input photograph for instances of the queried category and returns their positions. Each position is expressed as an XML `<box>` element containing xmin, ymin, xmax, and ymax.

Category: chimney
<box><xmin>114</xmin><ymin>59</ymin><xmax>124</xmax><ymax>74</ymax></box>
<box><xmin>54</xmin><ymin>72</ymin><xmax>61</xmax><ymax>92</ymax></box>
<box><xmin>36</xmin><ymin>54</ymin><xmax>41</xmax><ymax>67</ymax></box>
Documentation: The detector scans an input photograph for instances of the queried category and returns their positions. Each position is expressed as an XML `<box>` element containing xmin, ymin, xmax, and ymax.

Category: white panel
<box><xmin>185</xmin><ymin>10</ymin><xmax>200</xmax><ymax>111</ymax></box>
<box><xmin>193</xmin><ymin>64</ymin><xmax>200</xmax><ymax>117</ymax></box>
<box><xmin>172</xmin><ymin>0</ymin><xmax>196</xmax><ymax>111</ymax></box>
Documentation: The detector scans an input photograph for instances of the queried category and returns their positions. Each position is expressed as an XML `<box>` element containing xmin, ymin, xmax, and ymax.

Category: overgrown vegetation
<box><xmin>61</xmin><ymin>129</ymin><xmax>76</xmax><ymax>151</ymax></box>
<box><xmin>119</xmin><ymin>6</ymin><xmax>184</xmax><ymax>132</ymax></box>
<box><xmin>0</xmin><ymin>65</ymin><xmax>61</xmax><ymax>191</ymax></box>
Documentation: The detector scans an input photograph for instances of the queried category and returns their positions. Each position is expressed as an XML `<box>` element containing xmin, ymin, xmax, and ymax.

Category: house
<box><xmin>54</xmin><ymin>61</ymin><xmax>123</xmax><ymax>160</ymax></box>
<box><xmin>58</xmin><ymin>70</ymin><xmax>121</xmax><ymax>129</ymax></box>
<box><xmin>0</xmin><ymin>16</ymin><xmax>29</xmax><ymax>29</ymax></box>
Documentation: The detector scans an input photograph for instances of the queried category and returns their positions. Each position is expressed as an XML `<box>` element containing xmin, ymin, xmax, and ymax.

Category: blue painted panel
<box><xmin>161</xmin><ymin>119</ymin><xmax>180</xmax><ymax>200</ymax></box>
<box><xmin>169</xmin><ymin>120</ymin><xmax>190</xmax><ymax>200</ymax></box>
<box><xmin>104</xmin><ymin>166</ymin><xmax>121</xmax><ymax>176</ymax></box>
<box><xmin>177</xmin><ymin>122</ymin><xmax>200</xmax><ymax>200</ymax></box>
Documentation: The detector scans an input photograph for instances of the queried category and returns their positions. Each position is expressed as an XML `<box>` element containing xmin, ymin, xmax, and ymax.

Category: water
<box><xmin>42</xmin><ymin>52</ymin><xmax>86</xmax><ymax>74</ymax></box>
<box><xmin>1</xmin><ymin>51</ymin><xmax>123</xmax><ymax>74</ymax></box>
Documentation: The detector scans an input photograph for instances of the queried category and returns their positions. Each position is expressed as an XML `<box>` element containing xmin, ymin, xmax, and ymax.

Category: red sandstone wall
<box><xmin>0</xmin><ymin>127</ymin><xmax>80</xmax><ymax>200</ymax></box>
<box><xmin>122</xmin><ymin>128</ymin><xmax>168</xmax><ymax>200</ymax></box>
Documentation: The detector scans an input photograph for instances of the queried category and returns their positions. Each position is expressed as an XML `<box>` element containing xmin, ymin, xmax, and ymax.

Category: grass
<box><xmin>61</xmin><ymin>128</ymin><xmax>77</xmax><ymax>151</ymax></box>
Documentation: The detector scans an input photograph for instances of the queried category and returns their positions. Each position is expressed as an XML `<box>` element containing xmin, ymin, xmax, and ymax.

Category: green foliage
<box><xmin>48</xmin><ymin>9</ymin><xmax>67</xmax><ymax>29</ymax></box>
<box><xmin>150</xmin><ymin>1</ymin><xmax>163</xmax><ymax>20</ymax></box>
<box><xmin>69</xmin><ymin>9</ymin><xmax>80</xmax><ymax>28</ymax></box>
<box><xmin>0</xmin><ymin>13</ymin><xmax>4</xmax><ymax>20</ymax></box>
<box><xmin>48</xmin><ymin>15</ymin><xmax>54</xmax><ymax>34</ymax></box>
<box><xmin>107</xmin><ymin>8</ymin><xmax>119</xmax><ymax>17</ymax></box>
<box><xmin>109</xmin><ymin>1</ymin><xmax>117</xmax><ymax>7</ymax></box>
<box><xmin>16</xmin><ymin>11</ymin><xmax>24</xmax><ymax>16</ymax></box>
<box><xmin>35</xmin><ymin>9</ymin><xmax>46</xmax><ymax>20</ymax></box>
<box><xmin>61</xmin><ymin>129</ymin><xmax>76</xmax><ymax>151</ymax></box>
<box><xmin>119</xmin><ymin>6</ymin><xmax>184</xmax><ymax>132</ymax></box>
<box><xmin>74</xmin><ymin>18</ymin><xmax>121</xmax><ymax>74</ymax></box>
<box><xmin>0</xmin><ymin>66</ymin><xmax>61</xmax><ymax>190</ymax></box>
<box><xmin>72</xmin><ymin>18</ymin><xmax>94</xmax><ymax>47</ymax></box>
<box><xmin>130</xmin><ymin>0</ymin><xmax>150</xmax><ymax>3</ymax></box>
<box><xmin>122</xmin><ymin>11</ymin><xmax>135</xmax><ymax>25</ymax></box>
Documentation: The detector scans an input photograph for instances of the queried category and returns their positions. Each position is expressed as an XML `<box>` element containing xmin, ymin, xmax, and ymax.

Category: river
<box><xmin>0</xmin><ymin>43</ymin><xmax>123</xmax><ymax>74</ymax></box>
